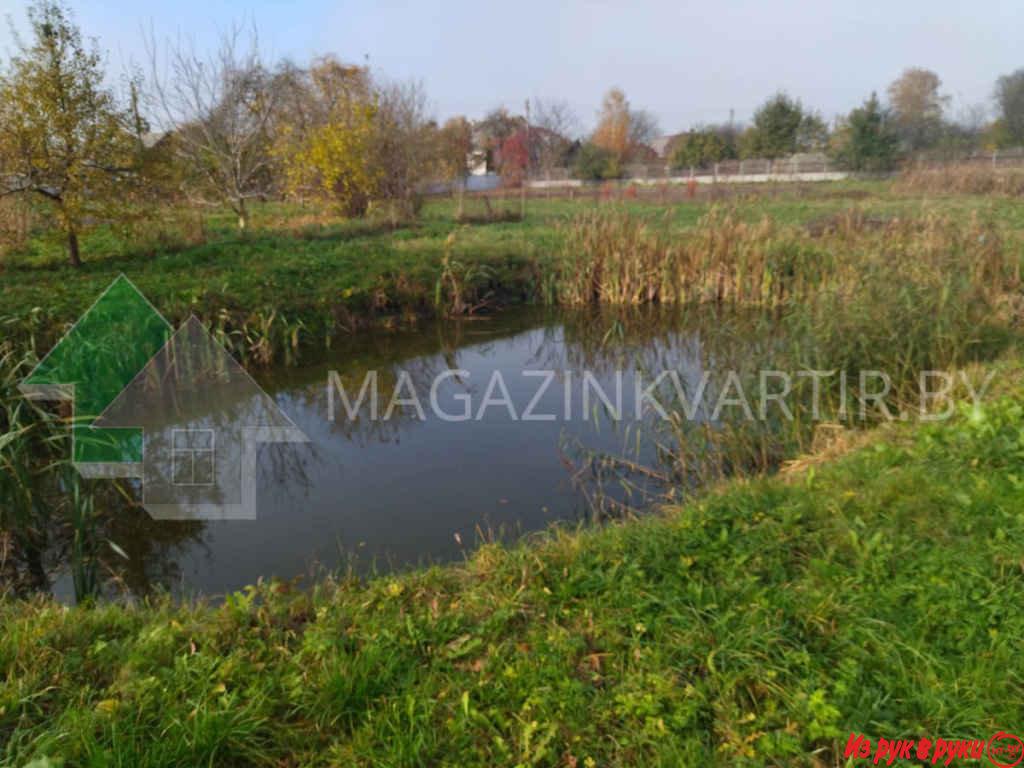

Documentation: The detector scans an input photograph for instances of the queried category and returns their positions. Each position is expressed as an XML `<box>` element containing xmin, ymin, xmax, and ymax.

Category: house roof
<box><xmin>140</xmin><ymin>131</ymin><xmax>172</xmax><ymax>150</ymax></box>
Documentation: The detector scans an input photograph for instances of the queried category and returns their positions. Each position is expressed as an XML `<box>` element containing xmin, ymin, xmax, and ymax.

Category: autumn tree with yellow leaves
<box><xmin>0</xmin><ymin>0</ymin><xmax>139</xmax><ymax>266</ymax></box>
<box><xmin>592</xmin><ymin>88</ymin><xmax>631</xmax><ymax>159</ymax></box>
<box><xmin>437</xmin><ymin>116</ymin><xmax>473</xmax><ymax>216</ymax></box>
<box><xmin>591</xmin><ymin>88</ymin><xmax>658</xmax><ymax>164</ymax></box>
<box><xmin>273</xmin><ymin>57</ymin><xmax>378</xmax><ymax>216</ymax></box>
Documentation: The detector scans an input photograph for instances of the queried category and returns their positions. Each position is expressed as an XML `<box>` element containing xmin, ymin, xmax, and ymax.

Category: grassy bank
<box><xmin>1</xmin><ymin>204</ymin><xmax>544</xmax><ymax>366</ymax></box>
<box><xmin>2</xmin><ymin>382</ymin><xmax>1023</xmax><ymax>765</ymax></box>
<box><xmin>2</xmin><ymin>181</ymin><xmax>1023</xmax><ymax>366</ymax></box>
<box><xmin>3</xmin><ymin>180</ymin><xmax>1024</xmax><ymax>764</ymax></box>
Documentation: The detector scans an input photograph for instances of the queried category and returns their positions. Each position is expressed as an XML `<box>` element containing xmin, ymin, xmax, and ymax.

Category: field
<box><xmin>3</xmin><ymin>180</ymin><xmax>1024</xmax><ymax>363</ymax></box>
<box><xmin>2</xmin><ymin>178</ymin><xmax>1024</xmax><ymax>765</ymax></box>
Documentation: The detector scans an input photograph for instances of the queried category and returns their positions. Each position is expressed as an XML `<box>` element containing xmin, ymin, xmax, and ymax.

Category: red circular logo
<box><xmin>988</xmin><ymin>732</ymin><xmax>1024</xmax><ymax>768</ymax></box>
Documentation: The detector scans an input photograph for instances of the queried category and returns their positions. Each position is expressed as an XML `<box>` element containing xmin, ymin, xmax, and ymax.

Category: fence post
<box><xmin>739</xmin><ymin>159</ymin><xmax>744</xmax><ymax>176</ymax></box>
<box><xmin>993</xmin><ymin>150</ymin><xmax>998</xmax><ymax>169</ymax></box>
<box><xmin>713</xmin><ymin>163</ymin><xmax>719</xmax><ymax>183</ymax></box>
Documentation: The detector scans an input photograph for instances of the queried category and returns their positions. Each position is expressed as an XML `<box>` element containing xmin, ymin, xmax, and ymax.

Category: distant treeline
<box><xmin>3</xmin><ymin>1</ymin><xmax>1024</xmax><ymax>265</ymax></box>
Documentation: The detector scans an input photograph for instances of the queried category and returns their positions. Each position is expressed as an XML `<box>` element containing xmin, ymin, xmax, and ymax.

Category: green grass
<box><xmin>3</xmin><ymin>180</ymin><xmax>1023</xmax><ymax>365</ymax></box>
<box><xmin>3</xmin><ymin>181</ymin><xmax>1024</xmax><ymax>764</ymax></box>
<box><xmin>2</xmin><ymin>389</ymin><xmax>1023</xmax><ymax>766</ymax></box>
<box><xmin>1</xmin><ymin>199</ymin><xmax>549</xmax><ymax>362</ymax></box>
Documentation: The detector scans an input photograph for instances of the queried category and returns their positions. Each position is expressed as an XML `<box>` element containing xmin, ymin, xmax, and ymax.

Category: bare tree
<box><xmin>437</xmin><ymin>116</ymin><xmax>473</xmax><ymax>215</ymax></box>
<box><xmin>628</xmin><ymin>109</ymin><xmax>660</xmax><ymax>150</ymax></box>
<box><xmin>146</xmin><ymin>26</ymin><xmax>278</xmax><ymax>231</ymax></box>
<box><xmin>954</xmin><ymin>101</ymin><xmax>988</xmax><ymax>134</ymax></box>
<box><xmin>532</xmin><ymin>98</ymin><xmax>578</xmax><ymax>177</ymax></box>
<box><xmin>371</xmin><ymin>78</ymin><xmax>436</xmax><ymax>223</ymax></box>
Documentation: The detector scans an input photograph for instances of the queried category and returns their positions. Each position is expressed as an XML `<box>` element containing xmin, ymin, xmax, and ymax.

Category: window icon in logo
<box><xmin>171</xmin><ymin>428</ymin><xmax>215</xmax><ymax>486</ymax></box>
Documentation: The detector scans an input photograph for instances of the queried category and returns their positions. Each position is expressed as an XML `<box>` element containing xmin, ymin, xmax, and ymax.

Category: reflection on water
<box><xmin>50</xmin><ymin>306</ymin><xmax>790</xmax><ymax>600</ymax></box>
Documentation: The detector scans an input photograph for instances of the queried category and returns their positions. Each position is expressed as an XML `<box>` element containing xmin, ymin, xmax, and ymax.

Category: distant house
<box><xmin>467</xmin><ymin>148</ymin><xmax>489</xmax><ymax>176</ymax></box>
<box><xmin>468</xmin><ymin>127</ymin><xmax>492</xmax><ymax>176</ymax></box>
<box><xmin>467</xmin><ymin>121</ymin><xmax>573</xmax><ymax>179</ymax></box>
<box><xmin>140</xmin><ymin>131</ymin><xmax>173</xmax><ymax>150</ymax></box>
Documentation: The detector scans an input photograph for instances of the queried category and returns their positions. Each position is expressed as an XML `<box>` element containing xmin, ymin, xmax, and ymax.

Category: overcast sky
<box><xmin>1</xmin><ymin>0</ymin><xmax>1020</xmax><ymax>134</ymax></box>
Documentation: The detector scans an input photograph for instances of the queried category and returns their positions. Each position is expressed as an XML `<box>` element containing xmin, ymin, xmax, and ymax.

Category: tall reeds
<box><xmin>554</xmin><ymin>206</ymin><xmax>1017</xmax><ymax>313</ymax></box>
<box><xmin>895</xmin><ymin>163</ymin><xmax>1024</xmax><ymax>196</ymax></box>
<box><xmin>0</xmin><ymin>346</ymin><xmax>68</xmax><ymax>596</ymax></box>
<box><xmin>552</xmin><ymin>206</ymin><xmax>1022</xmax><ymax>513</ymax></box>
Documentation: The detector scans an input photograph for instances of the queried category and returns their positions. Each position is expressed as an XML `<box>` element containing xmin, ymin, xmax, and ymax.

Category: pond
<box><xmin>44</xmin><ymin>300</ymin><xmax>946</xmax><ymax>602</ymax></box>
<box><xmin>44</xmin><ymin>306</ymin><xmax>763</xmax><ymax>600</ymax></box>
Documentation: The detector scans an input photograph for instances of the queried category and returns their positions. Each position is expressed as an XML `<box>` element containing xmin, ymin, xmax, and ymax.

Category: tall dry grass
<box><xmin>895</xmin><ymin>163</ymin><xmax>1024</xmax><ymax>196</ymax></box>
<box><xmin>555</xmin><ymin>207</ymin><xmax>1017</xmax><ymax>311</ymax></box>
<box><xmin>554</xmin><ymin>206</ymin><xmax>1023</xmax><ymax>514</ymax></box>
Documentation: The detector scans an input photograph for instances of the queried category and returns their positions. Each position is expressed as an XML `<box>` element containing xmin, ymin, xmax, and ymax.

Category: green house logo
<box><xmin>20</xmin><ymin>276</ymin><xmax>307</xmax><ymax>519</ymax></box>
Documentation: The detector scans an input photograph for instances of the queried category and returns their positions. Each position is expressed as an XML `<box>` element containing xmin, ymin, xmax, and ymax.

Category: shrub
<box><xmin>572</xmin><ymin>142</ymin><xmax>622</xmax><ymax>181</ymax></box>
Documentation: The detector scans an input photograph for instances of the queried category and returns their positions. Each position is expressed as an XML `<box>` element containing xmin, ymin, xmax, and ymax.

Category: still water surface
<box><xmin>57</xmin><ymin>307</ymin><xmax>730</xmax><ymax>600</ymax></box>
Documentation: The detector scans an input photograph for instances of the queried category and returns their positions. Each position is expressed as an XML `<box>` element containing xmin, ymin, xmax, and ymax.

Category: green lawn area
<box><xmin>4</xmin><ymin>180</ymin><xmax>1023</xmax><ymax>360</ymax></box>
<box><xmin>2</xmin><ymin>380</ymin><xmax>1023</xmax><ymax>766</ymax></box>
<box><xmin>0</xmin><ymin>201</ymin><xmax>547</xmax><ymax>356</ymax></box>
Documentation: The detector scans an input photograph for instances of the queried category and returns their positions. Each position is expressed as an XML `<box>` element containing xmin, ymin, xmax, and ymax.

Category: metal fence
<box><xmin>911</xmin><ymin>147</ymin><xmax>1024</xmax><ymax>170</ymax></box>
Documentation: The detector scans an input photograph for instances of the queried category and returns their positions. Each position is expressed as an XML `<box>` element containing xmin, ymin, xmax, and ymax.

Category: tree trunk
<box><xmin>67</xmin><ymin>229</ymin><xmax>82</xmax><ymax>268</ymax></box>
<box><xmin>237</xmin><ymin>199</ymin><xmax>248</xmax><ymax>232</ymax></box>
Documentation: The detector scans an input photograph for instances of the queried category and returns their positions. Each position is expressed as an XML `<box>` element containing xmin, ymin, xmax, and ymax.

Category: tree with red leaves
<box><xmin>499</xmin><ymin>129</ymin><xmax>530</xmax><ymax>186</ymax></box>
